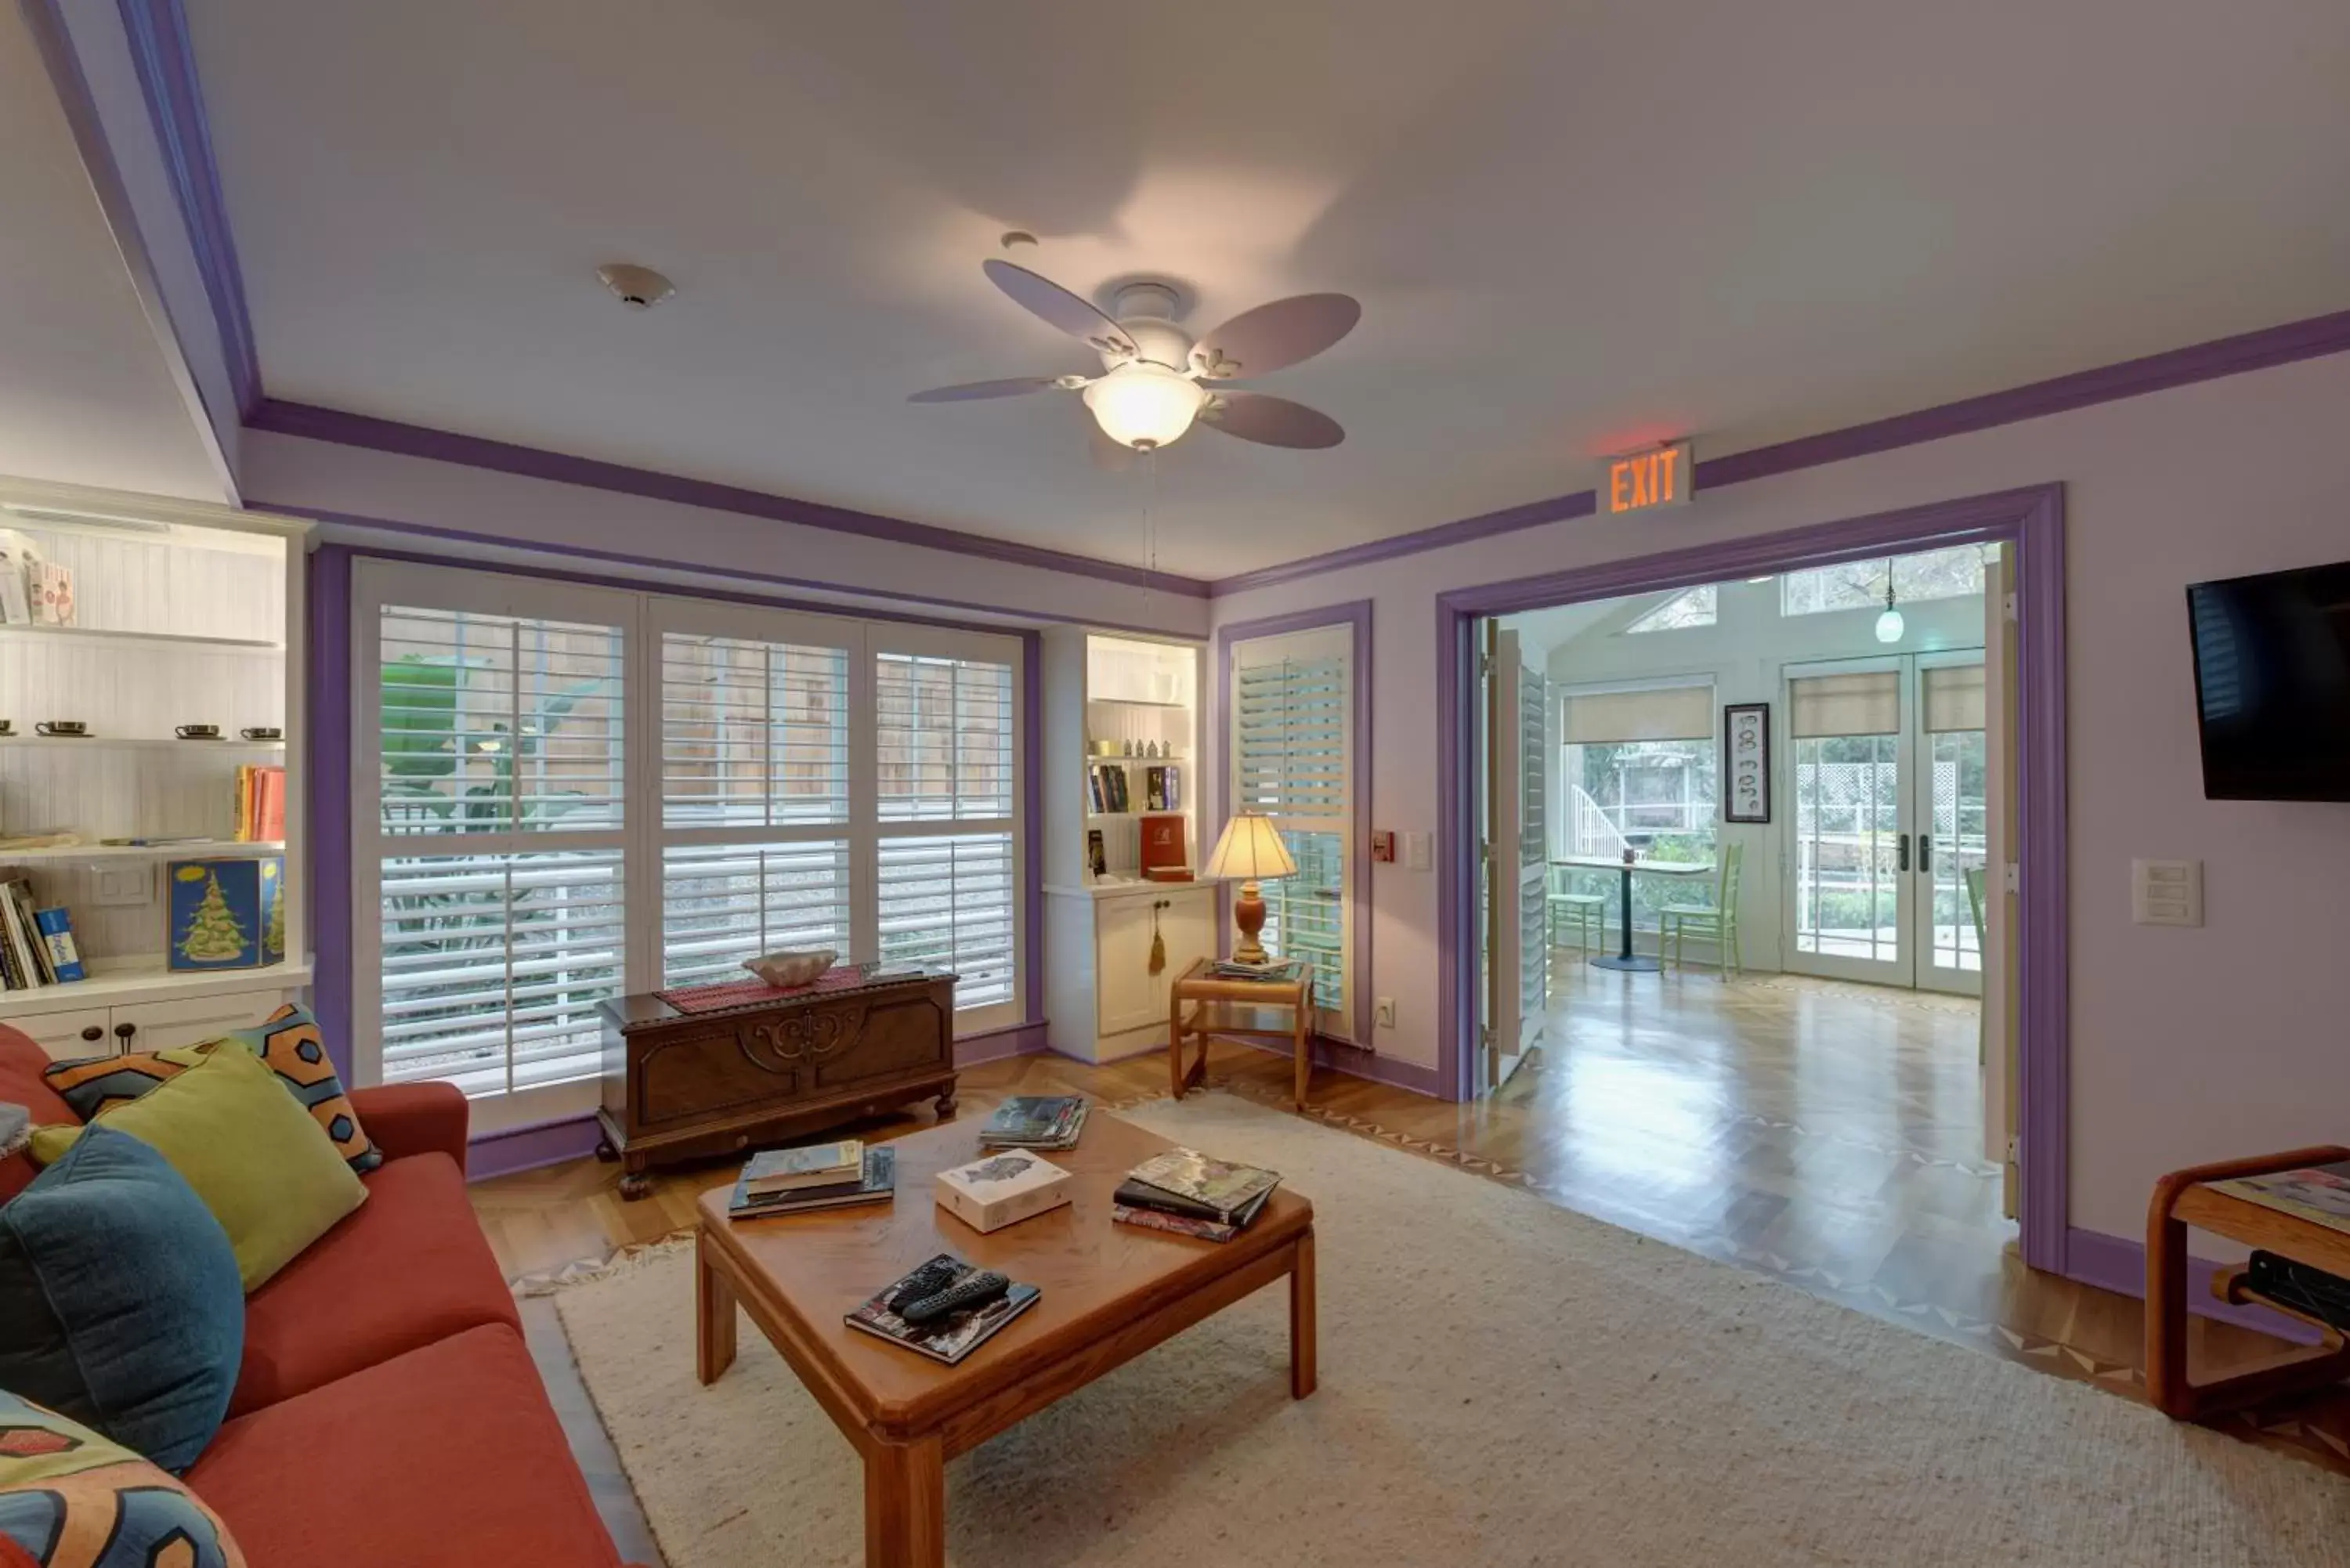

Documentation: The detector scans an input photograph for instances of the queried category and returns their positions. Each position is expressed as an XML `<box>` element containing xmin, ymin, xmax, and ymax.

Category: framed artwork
<box><xmin>1723</xmin><ymin>703</ymin><xmax>1770</xmax><ymax>824</ymax></box>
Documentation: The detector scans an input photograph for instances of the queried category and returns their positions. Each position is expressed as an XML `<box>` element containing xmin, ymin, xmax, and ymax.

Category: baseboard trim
<box><xmin>2064</xmin><ymin>1226</ymin><xmax>2322</xmax><ymax>1346</ymax></box>
<box><xmin>955</xmin><ymin>1021</ymin><xmax>1048</xmax><ymax>1066</ymax></box>
<box><xmin>467</xmin><ymin>1114</ymin><xmax>603</xmax><ymax>1182</ymax></box>
<box><xmin>1228</xmin><ymin>1033</ymin><xmax>1448</xmax><ymax>1098</ymax></box>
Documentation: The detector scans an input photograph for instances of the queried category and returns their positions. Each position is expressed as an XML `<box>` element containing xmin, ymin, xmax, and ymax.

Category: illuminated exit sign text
<box><xmin>1604</xmin><ymin>439</ymin><xmax>1694</xmax><ymax>515</ymax></box>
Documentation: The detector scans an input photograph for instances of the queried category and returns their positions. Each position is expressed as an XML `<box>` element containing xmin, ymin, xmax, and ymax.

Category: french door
<box><xmin>1784</xmin><ymin>652</ymin><xmax>1985</xmax><ymax>995</ymax></box>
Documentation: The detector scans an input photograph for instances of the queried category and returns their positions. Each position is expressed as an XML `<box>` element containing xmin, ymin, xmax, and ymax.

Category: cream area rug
<box><xmin>554</xmin><ymin>1094</ymin><xmax>2350</xmax><ymax>1567</ymax></box>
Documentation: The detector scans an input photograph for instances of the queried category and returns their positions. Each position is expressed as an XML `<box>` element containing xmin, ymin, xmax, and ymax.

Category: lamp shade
<box><xmin>1202</xmin><ymin>811</ymin><xmax>1297</xmax><ymax>881</ymax></box>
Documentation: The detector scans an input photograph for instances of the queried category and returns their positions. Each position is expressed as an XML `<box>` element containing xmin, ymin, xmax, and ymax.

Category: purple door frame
<box><xmin>1435</xmin><ymin>482</ymin><xmax>2069</xmax><ymax>1273</ymax></box>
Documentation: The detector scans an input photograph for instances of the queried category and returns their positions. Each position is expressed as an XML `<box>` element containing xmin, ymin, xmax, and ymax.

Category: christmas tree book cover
<box><xmin>168</xmin><ymin>858</ymin><xmax>280</xmax><ymax>970</ymax></box>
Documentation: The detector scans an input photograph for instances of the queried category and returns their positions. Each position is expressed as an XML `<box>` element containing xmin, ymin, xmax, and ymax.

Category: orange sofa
<box><xmin>0</xmin><ymin>1024</ymin><xmax>629</xmax><ymax>1567</ymax></box>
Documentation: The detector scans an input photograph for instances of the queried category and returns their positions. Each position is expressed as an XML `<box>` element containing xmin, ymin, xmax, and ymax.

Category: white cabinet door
<box><xmin>13</xmin><ymin>1007</ymin><xmax>115</xmax><ymax>1062</ymax></box>
<box><xmin>111</xmin><ymin>989</ymin><xmax>286</xmax><ymax>1053</ymax></box>
<box><xmin>1095</xmin><ymin>897</ymin><xmax>1163</xmax><ymax>1035</ymax></box>
<box><xmin>1159</xmin><ymin>888</ymin><xmax>1217</xmax><ymax>995</ymax></box>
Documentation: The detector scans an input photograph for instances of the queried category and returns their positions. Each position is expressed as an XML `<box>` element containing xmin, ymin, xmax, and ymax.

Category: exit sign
<box><xmin>1604</xmin><ymin>440</ymin><xmax>1694</xmax><ymax>515</ymax></box>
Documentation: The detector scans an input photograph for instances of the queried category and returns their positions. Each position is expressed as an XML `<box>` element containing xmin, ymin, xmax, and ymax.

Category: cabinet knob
<box><xmin>114</xmin><ymin>1023</ymin><xmax>136</xmax><ymax>1041</ymax></box>
<box><xmin>80</xmin><ymin>1026</ymin><xmax>103</xmax><ymax>1042</ymax></box>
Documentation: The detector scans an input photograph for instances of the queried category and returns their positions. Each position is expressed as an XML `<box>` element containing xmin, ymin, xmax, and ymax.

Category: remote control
<box><xmin>886</xmin><ymin>1257</ymin><xmax>967</xmax><ymax>1315</ymax></box>
<box><xmin>899</xmin><ymin>1269</ymin><xmax>1011</xmax><ymax>1326</ymax></box>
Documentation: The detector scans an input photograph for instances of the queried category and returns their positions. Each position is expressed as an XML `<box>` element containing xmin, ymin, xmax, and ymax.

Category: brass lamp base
<box><xmin>1231</xmin><ymin>878</ymin><xmax>1269</xmax><ymax>965</ymax></box>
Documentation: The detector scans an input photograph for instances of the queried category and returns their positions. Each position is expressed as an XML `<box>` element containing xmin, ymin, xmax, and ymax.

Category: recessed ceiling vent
<box><xmin>597</xmin><ymin>263</ymin><xmax>675</xmax><ymax>310</ymax></box>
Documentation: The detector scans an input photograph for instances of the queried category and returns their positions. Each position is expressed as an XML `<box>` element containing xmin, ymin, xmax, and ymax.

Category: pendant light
<box><xmin>1875</xmin><ymin>564</ymin><xmax>1905</xmax><ymax>644</ymax></box>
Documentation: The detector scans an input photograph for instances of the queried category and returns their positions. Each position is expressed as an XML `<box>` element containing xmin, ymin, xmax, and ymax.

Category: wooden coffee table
<box><xmin>694</xmin><ymin>1111</ymin><xmax>1317</xmax><ymax>1567</ymax></box>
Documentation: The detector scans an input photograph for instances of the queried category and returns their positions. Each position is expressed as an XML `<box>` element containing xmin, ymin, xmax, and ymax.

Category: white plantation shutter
<box><xmin>1230</xmin><ymin>625</ymin><xmax>1354</xmax><ymax>1034</ymax></box>
<box><xmin>356</xmin><ymin>566</ymin><xmax>1029</xmax><ymax>1118</ymax></box>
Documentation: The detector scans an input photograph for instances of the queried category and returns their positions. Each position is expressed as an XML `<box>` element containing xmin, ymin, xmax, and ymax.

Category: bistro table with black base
<box><xmin>1550</xmin><ymin>855</ymin><xmax>1715</xmax><ymax>974</ymax></box>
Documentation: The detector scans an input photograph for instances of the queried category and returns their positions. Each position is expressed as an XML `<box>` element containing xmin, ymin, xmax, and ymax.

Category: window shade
<box><xmin>877</xmin><ymin>832</ymin><xmax>1016</xmax><ymax>1009</ymax></box>
<box><xmin>1231</xmin><ymin>628</ymin><xmax>1354</xmax><ymax>1033</ymax></box>
<box><xmin>1560</xmin><ymin>685</ymin><xmax>1712</xmax><ymax>744</ymax></box>
<box><xmin>1791</xmin><ymin>670</ymin><xmax>1900</xmax><ymax>737</ymax></box>
<box><xmin>877</xmin><ymin>653</ymin><xmax>1015</xmax><ymax>822</ymax></box>
<box><xmin>1264</xmin><ymin>829</ymin><xmax>1344</xmax><ymax>1013</ymax></box>
<box><xmin>661</xmin><ymin>633</ymin><xmax>848</xmax><ymax>827</ymax></box>
<box><xmin>1235</xmin><ymin>654</ymin><xmax>1348</xmax><ymax>816</ymax></box>
<box><xmin>1922</xmin><ymin>664</ymin><xmax>1987</xmax><ymax>732</ymax></box>
<box><xmin>660</xmin><ymin>840</ymin><xmax>851</xmax><ymax>988</ymax></box>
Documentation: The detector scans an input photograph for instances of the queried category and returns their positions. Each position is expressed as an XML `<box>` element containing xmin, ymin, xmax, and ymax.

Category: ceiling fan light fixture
<box><xmin>1083</xmin><ymin>363</ymin><xmax>1206</xmax><ymax>450</ymax></box>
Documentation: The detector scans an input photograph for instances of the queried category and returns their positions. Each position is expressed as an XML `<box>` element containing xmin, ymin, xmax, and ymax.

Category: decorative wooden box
<box><xmin>596</xmin><ymin>967</ymin><xmax>958</xmax><ymax>1198</ymax></box>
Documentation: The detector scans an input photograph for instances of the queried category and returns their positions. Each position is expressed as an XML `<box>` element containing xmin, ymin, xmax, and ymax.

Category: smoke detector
<box><xmin>596</xmin><ymin>263</ymin><xmax>674</xmax><ymax>310</ymax></box>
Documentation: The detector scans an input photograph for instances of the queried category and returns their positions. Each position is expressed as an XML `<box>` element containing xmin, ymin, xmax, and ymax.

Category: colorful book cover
<box><xmin>978</xmin><ymin>1096</ymin><xmax>1087</xmax><ymax>1149</ymax></box>
<box><xmin>1125</xmin><ymin>1147</ymin><xmax>1281</xmax><ymax>1220</ymax></box>
<box><xmin>729</xmin><ymin>1147</ymin><xmax>895</xmax><ymax>1217</ymax></box>
<box><xmin>2211</xmin><ymin>1162</ymin><xmax>2350</xmax><ymax>1237</ymax></box>
<box><xmin>33</xmin><ymin>908</ymin><xmax>85</xmax><ymax>982</ymax></box>
<box><xmin>843</xmin><ymin>1253</ymin><xmax>1040</xmax><ymax>1365</ymax></box>
<box><xmin>742</xmin><ymin>1138</ymin><xmax>864</xmax><ymax>1193</ymax></box>
<box><xmin>258</xmin><ymin>858</ymin><xmax>285</xmax><ymax>963</ymax></box>
<box><xmin>166</xmin><ymin>859</ymin><xmax>265</xmax><ymax>970</ymax></box>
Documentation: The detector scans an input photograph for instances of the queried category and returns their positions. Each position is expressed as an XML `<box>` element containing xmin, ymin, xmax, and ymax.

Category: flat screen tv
<box><xmin>2186</xmin><ymin>560</ymin><xmax>2350</xmax><ymax>801</ymax></box>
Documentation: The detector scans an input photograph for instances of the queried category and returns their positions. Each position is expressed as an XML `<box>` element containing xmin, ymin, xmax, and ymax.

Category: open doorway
<box><xmin>1452</xmin><ymin>494</ymin><xmax>2067</xmax><ymax>1324</ymax></box>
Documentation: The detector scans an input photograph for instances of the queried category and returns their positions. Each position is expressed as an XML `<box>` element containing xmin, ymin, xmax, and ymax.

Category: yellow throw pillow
<box><xmin>30</xmin><ymin>1039</ymin><xmax>365</xmax><ymax>1292</ymax></box>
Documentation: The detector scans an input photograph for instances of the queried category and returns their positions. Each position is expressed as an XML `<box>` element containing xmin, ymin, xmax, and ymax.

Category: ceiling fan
<box><xmin>910</xmin><ymin>260</ymin><xmax>1361</xmax><ymax>453</ymax></box>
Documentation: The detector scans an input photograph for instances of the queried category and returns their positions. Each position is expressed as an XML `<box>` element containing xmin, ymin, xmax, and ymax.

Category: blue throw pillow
<box><xmin>0</xmin><ymin>1125</ymin><xmax>244</xmax><ymax>1473</ymax></box>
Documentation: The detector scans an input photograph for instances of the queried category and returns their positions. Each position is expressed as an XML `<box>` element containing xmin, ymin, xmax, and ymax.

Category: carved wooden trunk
<box><xmin>596</xmin><ymin>970</ymin><xmax>958</xmax><ymax>1197</ymax></box>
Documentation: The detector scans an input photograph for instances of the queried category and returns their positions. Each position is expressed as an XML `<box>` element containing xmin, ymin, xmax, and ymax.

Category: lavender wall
<box><xmin>1208</xmin><ymin>349</ymin><xmax>2350</xmax><ymax>1245</ymax></box>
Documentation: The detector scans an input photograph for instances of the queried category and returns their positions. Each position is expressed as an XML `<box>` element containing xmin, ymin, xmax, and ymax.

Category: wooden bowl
<box><xmin>742</xmin><ymin>949</ymin><xmax>837</xmax><ymax>988</ymax></box>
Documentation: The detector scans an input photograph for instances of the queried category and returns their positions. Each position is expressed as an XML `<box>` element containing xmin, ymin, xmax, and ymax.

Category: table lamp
<box><xmin>1202</xmin><ymin>811</ymin><xmax>1297</xmax><ymax>964</ymax></box>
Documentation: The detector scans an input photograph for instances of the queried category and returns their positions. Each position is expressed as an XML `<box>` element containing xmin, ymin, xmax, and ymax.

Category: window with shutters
<box><xmin>1228</xmin><ymin>623</ymin><xmax>1354</xmax><ymax>1035</ymax></box>
<box><xmin>353</xmin><ymin>563</ymin><xmax>1028</xmax><ymax>1127</ymax></box>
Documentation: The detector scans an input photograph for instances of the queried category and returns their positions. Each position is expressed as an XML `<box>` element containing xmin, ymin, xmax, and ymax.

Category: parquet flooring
<box><xmin>474</xmin><ymin>966</ymin><xmax>2350</xmax><ymax>1497</ymax></box>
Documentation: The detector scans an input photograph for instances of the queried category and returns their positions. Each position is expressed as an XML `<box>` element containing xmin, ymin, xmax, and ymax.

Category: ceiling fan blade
<box><xmin>906</xmin><ymin>376</ymin><xmax>1065</xmax><ymax>403</ymax></box>
<box><xmin>1087</xmin><ymin>424</ymin><xmax>1137</xmax><ymax>472</ymax></box>
<box><xmin>1190</xmin><ymin>294</ymin><xmax>1361</xmax><ymax>379</ymax></box>
<box><xmin>1200</xmin><ymin>392</ymin><xmax>1344</xmax><ymax>450</ymax></box>
<box><xmin>982</xmin><ymin>260</ymin><xmax>1138</xmax><ymax>359</ymax></box>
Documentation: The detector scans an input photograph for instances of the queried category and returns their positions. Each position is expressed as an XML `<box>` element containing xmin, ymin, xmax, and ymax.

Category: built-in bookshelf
<box><xmin>0</xmin><ymin>481</ymin><xmax>310</xmax><ymax>1041</ymax></box>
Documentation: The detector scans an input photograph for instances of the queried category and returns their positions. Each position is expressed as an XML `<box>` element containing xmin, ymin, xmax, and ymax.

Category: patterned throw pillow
<box><xmin>42</xmin><ymin>1003</ymin><xmax>381</xmax><ymax>1174</ymax></box>
<box><xmin>0</xmin><ymin>1390</ymin><xmax>245</xmax><ymax>1566</ymax></box>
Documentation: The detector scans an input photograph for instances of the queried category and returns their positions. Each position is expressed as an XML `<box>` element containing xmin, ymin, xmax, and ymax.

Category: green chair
<box><xmin>1546</xmin><ymin>866</ymin><xmax>1607</xmax><ymax>959</ymax></box>
<box><xmin>1661</xmin><ymin>842</ymin><xmax>1744</xmax><ymax>977</ymax></box>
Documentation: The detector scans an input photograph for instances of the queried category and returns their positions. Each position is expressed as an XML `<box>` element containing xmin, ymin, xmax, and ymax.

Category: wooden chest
<box><xmin>596</xmin><ymin>969</ymin><xmax>958</xmax><ymax>1198</ymax></box>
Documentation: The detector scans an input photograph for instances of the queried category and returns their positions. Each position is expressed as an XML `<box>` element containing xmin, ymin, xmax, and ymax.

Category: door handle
<box><xmin>1918</xmin><ymin>833</ymin><xmax>1933</xmax><ymax>873</ymax></box>
<box><xmin>1896</xmin><ymin>833</ymin><xmax>1911</xmax><ymax>873</ymax></box>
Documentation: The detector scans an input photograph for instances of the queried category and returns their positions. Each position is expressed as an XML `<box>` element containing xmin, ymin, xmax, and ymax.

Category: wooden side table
<box><xmin>1167</xmin><ymin>956</ymin><xmax>1314</xmax><ymax>1111</ymax></box>
<box><xmin>2146</xmin><ymin>1144</ymin><xmax>2350</xmax><ymax>1418</ymax></box>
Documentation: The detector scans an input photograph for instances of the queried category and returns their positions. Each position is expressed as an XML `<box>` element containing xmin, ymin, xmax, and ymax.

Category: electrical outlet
<box><xmin>1375</xmin><ymin>997</ymin><xmax>1397</xmax><ymax>1028</ymax></box>
<box><xmin>93</xmin><ymin>865</ymin><xmax>154</xmax><ymax>906</ymax></box>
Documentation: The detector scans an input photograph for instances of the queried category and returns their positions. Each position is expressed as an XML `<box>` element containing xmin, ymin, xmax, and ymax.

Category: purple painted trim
<box><xmin>1210</xmin><ymin>309</ymin><xmax>2350</xmax><ymax>598</ymax></box>
<box><xmin>306</xmin><ymin>545</ymin><xmax>353</xmax><ymax>1082</ymax></box>
<box><xmin>954</xmin><ymin>1021</ymin><xmax>1048</xmax><ymax>1067</ymax></box>
<box><xmin>465</xmin><ymin>1115</ymin><xmax>603</xmax><ymax>1183</ymax></box>
<box><xmin>2065</xmin><ymin>1227</ymin><xmax>2322</xmax><ymax>1346</ymax></box>
<box><xmin>1434</xmin><ymin>484</ymin><xmax>2069</xmax><ymax>1273</ymax></box>
<box><xmin>1021</xmin><ymin>634</ymin><xmax>1045</xmax><ymax>1031</ymax></box>
<box><xmin>1212</xmin><ymin>602</ymin><xmax>1376</xmax><ymax>1049</ymax></box>
<box><xmin>251</xmin><ymin>400</ymin><xmax>1210</xmax><ymax>598</ymax></box>
<box><xmin>259</xmin><ymin>501</ymin><xmax>1198</xmax><ymax>640</ymax></box>
<box><xmin>114</xmin><ymin>0</ymin><xmax>259</xmax><ymax>417</ymax></box>
<box><xmin>1227</xmin><ymin>1034</ymin><xmax>1445</xmax><ymax>1099</ymax></box>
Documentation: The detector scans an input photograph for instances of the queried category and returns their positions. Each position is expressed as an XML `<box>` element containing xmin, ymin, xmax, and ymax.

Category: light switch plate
<box><xmin>1402</xmin><ymin>831</ymin><xmax>1432</xmax><ymax>872</ymax></box>
<box><xmin>93</xmin><ymin>864</ymin><xmax>154</xmax><ymax>906</ymax></box>
<box><xmin>2131</xmin><ymin>858</ymin><xmax>2202</xmax><ymax>927</ymax></box>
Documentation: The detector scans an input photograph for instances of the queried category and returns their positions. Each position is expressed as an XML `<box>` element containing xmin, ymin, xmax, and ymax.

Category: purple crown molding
<box><xmin>114</xmin><ymin>0</ymin><xmax>261</xmax><ymax>418</ymax></box>
<box><xmin>250</xmin><ymin>399</ymin><xmax>1211</xmax><ymax>599</ymax></box>
<box><xmin>1212</xmin><ymin>601</ymin><xmax>1377</xmax><ymax>1052</ymax></box>
<box><xmin>1433</xmin><ymin>482</ymin><xmax>2069</xmax><ymax>1274</ymax></box>
<box><xmin>1211</xmin><ymin>309</ymin><xmax>2350</xmax><ymax>598</ymax></box>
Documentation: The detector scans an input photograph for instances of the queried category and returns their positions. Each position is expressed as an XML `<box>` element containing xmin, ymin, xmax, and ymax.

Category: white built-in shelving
<box><xmin>0</xmin><ymin>481</ymin><xmax>312</xmax><ymax>1039</ymax></box>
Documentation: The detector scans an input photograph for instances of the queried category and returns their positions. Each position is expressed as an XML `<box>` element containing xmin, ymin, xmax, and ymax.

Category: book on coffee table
<box><xmin>2209</xmin><ymin>1161</ymin><xmax>2350</xmax><ymax>1236</ymax></box>
<box><xmin>844</xmin><ymin>1253</ymin><xmax>1040</xmax><ymax>1365</ymax></box>
<box><xmin>1112</xmin><ymin>1183</ymin><xmax>1273</xmax><ymax>1243</ymax></box>
<box><xmin>1124</xmin><ymin>1147</ymin><xmax>1282</xmax><ymax>1223</ymax></box>
<box><xmin>978</xmin><ymin>1095</ymin><xmax>1088</xmax><ymax>1150</ymax></box>
<box><xmin>728</xmin><ymin>1147</ymin><xmax>895</xmax><ymax>1219</ymax></box>
<box><xmin>742</xmin><ymin>1138</ymin><xmax>864</xmax><ymax>1197</ymax></box>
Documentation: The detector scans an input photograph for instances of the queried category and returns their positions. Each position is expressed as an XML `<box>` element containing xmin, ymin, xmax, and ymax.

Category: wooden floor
<box><xmin>475</xmin><ymin>966</ymin><xmax>2350</xmax><ymax>1523</ymax></box>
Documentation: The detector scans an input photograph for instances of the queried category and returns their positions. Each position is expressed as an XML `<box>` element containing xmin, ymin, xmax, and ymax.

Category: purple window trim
<box><xmin>261</xmin><ymin>501</ymin><xmax>1203</xmax><ymax>641</ymax></box>
<box><xmin>1211</xmin><ymin>602</ymin><xmax>1376</xmax><ymax>1053</ymax></box>
<box><xmin>1434</xmin><ymin>483</ymin><xmax>2068</xmax><ymax>1274</ymax></box>
<box><xmin>251</xmin><ymin>401</ymin><xmax>1209</xmax><ymax>599</ymax></box>
<box><xmin>307</xmin><ymin>541</ymin><xmax>1048</xmax><ymax>1086</ymax></box>
<box><xmin>113</xmin><ymin>0</ymin><xmax>261</xmax><ymax>418</ymax></box>
<box><xmin>1211</xmin><ymin>309</ymin><xmax>2350</xmax><ymax>598</ymax></box>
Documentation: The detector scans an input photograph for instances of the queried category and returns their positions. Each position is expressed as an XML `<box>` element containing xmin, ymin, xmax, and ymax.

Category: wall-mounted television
<box><xmin>2186</xmin><ymin>560</ymin><xmax>2350</xmax><ymax>801</ymax></box>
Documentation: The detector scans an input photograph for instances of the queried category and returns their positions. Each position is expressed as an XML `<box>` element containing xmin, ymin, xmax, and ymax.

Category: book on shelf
<box><xmin>1087</xmin><ymin>768</ymin><xmax>1108</xmax><ymax>814</ymax></box>
<box><xmin>728</xmin><ymin>1147</ymin><xmax>895</xmax><ymax>1219</ymax></box>
<box><xmin>1144</xmin><ymin>764</ymin><xmax>1180</xmax><ymax>811</ymax></box>
<box><xmin>844</xmin><ymin>1253</ymin><xmax>1040</xmax><ymax>1364</ymax></box>
<box><xmin>741</xmin><ymin>1138</ymin><xmax>864</xmax><ymax>1196</ymax></box>
<box><xmin>235</xmin><ymin>764</ymin><xmax>287</xmax><ymax>843</ymax></box>
<box><xmin>33</xmin><ymin>907</ymin><xmax>84</xmax><ymax>983</ymax></box>
<box><xmin>1112</xmin><ymin>1186</ymin><xmax>1274</xmax><ymax>1243</ymax></box>
<box><xmin>0</xmin><ymin>876</ymin><xmax>61</xmax><ymax>991</ymax></box>
<box><xmin>978</xmin><ymin>1095</ymin><xmax>1087</xmax><ymax>1151</ymax></box>
<box><xmin>1122</xmin><ymin>1147</ymin><xmax>1282</xmax><ymax>1224</ymax></box>
<box><xmin>2209</xmin><ymin>1162</ymin><xmax>2350</xmax><ymax>1237</ymax></box>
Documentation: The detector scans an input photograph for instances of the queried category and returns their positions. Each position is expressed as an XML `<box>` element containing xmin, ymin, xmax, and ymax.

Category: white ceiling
<box><xmin>183</xmin><ymin>0</ymin><xmax>2350</xmax><ymax>578</ymax></box>
<box><xmin>0</xmin><ymin>7</ymin><xmax>226</xmax><ymax>503</ymax></box>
